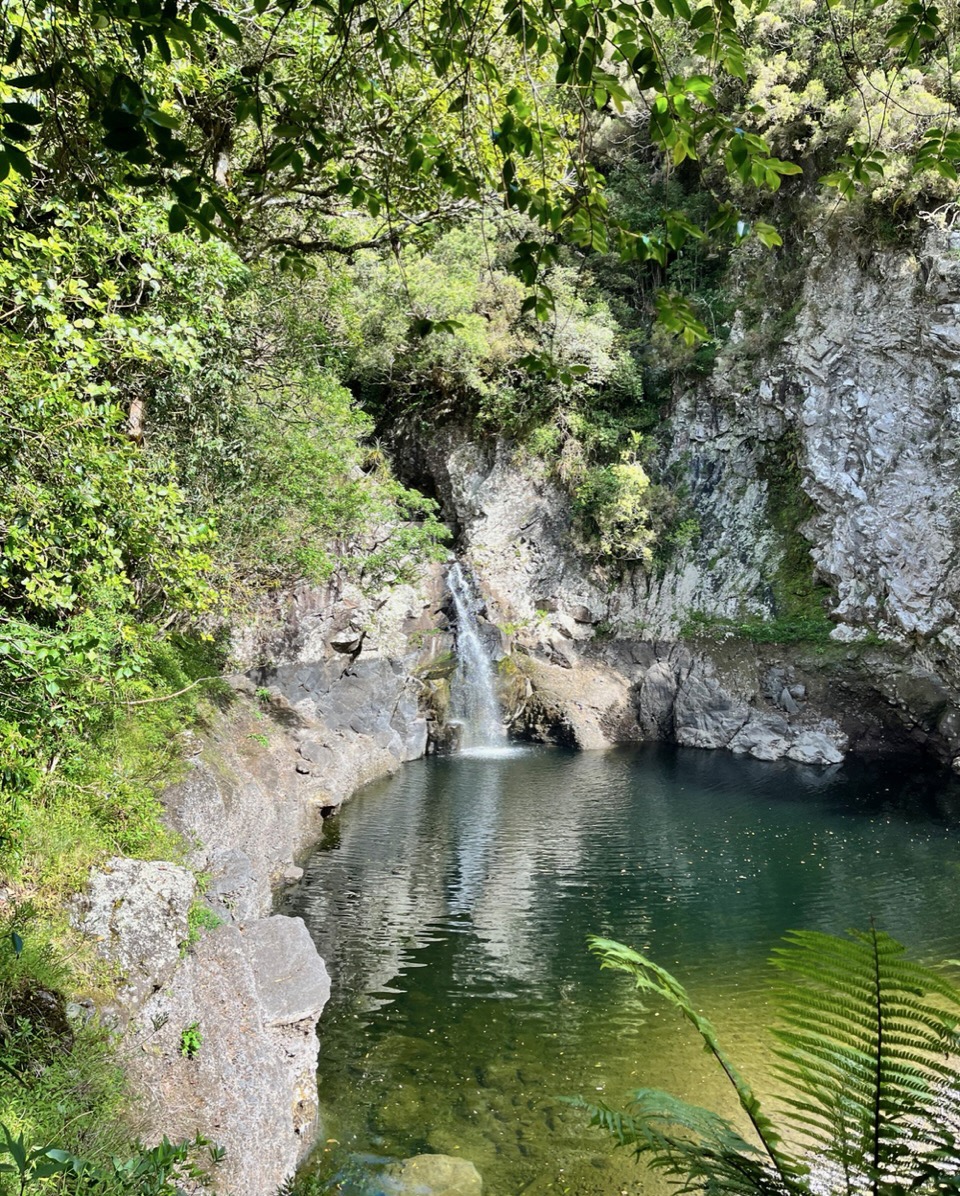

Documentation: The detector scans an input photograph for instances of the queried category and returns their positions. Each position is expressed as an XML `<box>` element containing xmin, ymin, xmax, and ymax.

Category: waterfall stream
<box><xmin>447</xmin><ymin>562</ymin><xmax>504</xmax><ymax>750</ymax></box>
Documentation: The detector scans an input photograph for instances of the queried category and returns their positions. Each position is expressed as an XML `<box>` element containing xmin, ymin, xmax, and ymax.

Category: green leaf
<box><xmin>145</xmin><ymin>108</ymin><xmax>180</xmax><ymax>130</ymax></box>
<box><xmin>102</xmin><ymin>127</ymin><xmax>146</xmax><ymax>152</ymax></box>
<box><xmin>3</xmin><ymin>143</ymin><xmax>31</xmax><ymax>177</ymax></box>
<box><xmin>4</xmin><ymin>29</ymin><xmax>23</xmax><ymax>65</ymax></box>
<box><xmin>753</xmin><ymin>220</ymin><xmax>782</xmax><ymax>247</ymax></box>
<box><xmin>195</xmin><ymin>3</ymin><xmax>244</xmax><ymax>44</ymax></box>
<box><xmin>2</xmin><ymin>1127</ymin><xmax>26</xmax><ymax>1171</ymax></box>
<box><xmin>766</xmin><ymin>159</ymin><xmax>802</xmax><ymax>175</ymax></box>
<box><xmin>168</xmin><ymin>205</ymin><xmax>188</xmax><ymax>233</ymax></box>
<box><xmin>2</xmin><ymin>102</ymin><xmax>41</xmax><ymax>125</ymax></box>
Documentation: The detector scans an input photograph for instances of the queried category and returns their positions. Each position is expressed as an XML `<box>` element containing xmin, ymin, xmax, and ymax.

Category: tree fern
<box><xmin>770</xmin><ymin>927</ymin><xmax>960</xmax><ymax>1195</ymax></box>
<box><xmin>579</xmin><ymin>928</ymin><xmax>960</xmax><ymax>1195</ymax></box>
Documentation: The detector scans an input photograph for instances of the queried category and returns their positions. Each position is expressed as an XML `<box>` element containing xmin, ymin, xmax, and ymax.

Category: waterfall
<box><xmin>447</xmin><ymin>562</ymin><xmax>504</xmax><ymax>749</ymax></box>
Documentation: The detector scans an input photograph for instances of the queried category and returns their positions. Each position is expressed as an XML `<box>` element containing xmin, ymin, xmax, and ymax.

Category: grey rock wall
<box><xmin>123</xmin><ymin>916</ymin><xmax>330</xmax><ymax>1196</ymax></box>
<box><xmin>164</xmin><ymin>565</ymin><xmax>452</xmax><ymax>924</ymax></box>
<box><xmin>792</xmin><ymin>235</ymin><xmax>960</xmax><ymax>641</ymax></box>
<box><xmin>75</xmin><ymin>561</ymin><xmax>452</xmax><ymax>1196</ymax></box>
<box><xmin>71</xmin><ymin>859</ymin><xmax>195</xmax><ymax>1015</ymax></box>
<box><xmin>402</xmin><ymin>221</ymin><xmax>960</xmax><ymax>766</ymax></box>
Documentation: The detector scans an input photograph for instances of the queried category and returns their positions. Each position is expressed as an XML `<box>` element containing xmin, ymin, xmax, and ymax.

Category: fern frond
<box><xmin>568</xmin><ymin>1090</ymin><xmax>803</xmax><ymax>1196</ymax></box>
<box><xmin>582</xmin><ymin>931</ymin><xmax>960</xmax><ymax>1195</ymax></box>
<box><xmin>588</xmin><ymin>936</ymin><xmax>805</xmax><ymax>1189</ymax></box>
<box><xmin>770</xmin><ymin>926</ymin><xmax>960</xmax><ymax>1195</ymax></box>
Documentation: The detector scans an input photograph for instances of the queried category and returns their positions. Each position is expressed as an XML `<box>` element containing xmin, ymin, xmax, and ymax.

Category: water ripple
<box><xmin>287</xmin><ymin>744</ymin><xmax>960</xmax><ymax>1194</ymax></box>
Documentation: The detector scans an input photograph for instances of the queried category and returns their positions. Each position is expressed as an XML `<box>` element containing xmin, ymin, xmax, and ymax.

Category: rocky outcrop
<box><xmin>123</xmin><ymin>916</ymin><xmax>330</xmax><ymax>1196</ymax></box>
<box><xmin>75</xmin><ymin>562</ymin><xmax>453</xmax><ymax>1196</ymax></box>
<box><xmin>397</xmin><ymin>219</ymin><xmax>960</xmax><ymax>768</ymax></box>
<box><xmin>164</xmin><ymin>567</ymin><xmax>453</xmax><ymax>925</ymax></box>
<box><xmin>512</xmin><ymin>654</ymin><xmax>640</xmax><ymax>748</ymax></box>
<box><xmin>792</xmin><ymin>233</ymin><xmax>960</xmax><ymax>642</ymax></box>
<box><xmin>505</xmin><ymin>638</ymin><xmax>847</xmax><ymax>765</ymax></box>
<box><xmin>398</xmin><ymin>428</ymin><xmax>853</xmax><ymax>765</ymax></box>
<box><xmin>71</xmin><ymin>859</ymin><xmax>195</xmax><ymax>1015</ymax></box>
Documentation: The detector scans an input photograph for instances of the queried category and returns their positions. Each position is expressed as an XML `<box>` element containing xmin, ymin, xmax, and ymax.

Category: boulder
<box><xmin>728</xmin><ymin>716</ymin><xmax>792</xmax><ymax>762</ymax></box>
<box><xmin>125</xmin><ymin>916</ymin><xmax>330</xmax><ymax>1196</ymax></box>
<box><xmin>673</xmin><ymin>673</ymin><xmax>749</xmax><ymax>750</ymax></box>
<box><xmin>384</xmin><ymin>1154</ymin><xmax>483</xmax><ymax>1196</ymax></box>
<box><xmin>787</xmin><ymin>731</ymin><xmax>845</xmax><ymax>766</ymax></box>
<box><xmin>512</xmin><ymin>655</ymin><xmax>640</xmax><ymax>748</ymax></box>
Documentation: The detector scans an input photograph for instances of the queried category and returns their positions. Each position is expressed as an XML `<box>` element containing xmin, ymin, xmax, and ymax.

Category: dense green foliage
<box><xmin>0</xmin><ymin>0</ymin><xmax>801</xmax><ymax>288</ymax></box>
<box><xmin>4</xmin><ymin>0</ymin><xmax>959</xmax><ymax>321</ymax></box>
<box><xmin>0</xmin><ymin>179</ymin><xmax>446</xmax><ymax>882</ymax></box>
<box><xmin>578</xmin><ymin>928</ymin><xmax>960</xmax><ymax>1195</ymax></box>
<box><xmin>0</xmin><ymin>118</ymin><xmax>447</xmax><ymax>1184</ymax></box>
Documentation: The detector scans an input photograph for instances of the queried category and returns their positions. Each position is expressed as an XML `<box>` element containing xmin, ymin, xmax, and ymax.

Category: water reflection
<box><xmin>287</xmin><ymin>744</ymin><xmax>960</xmax><ymax>1193</ymax></box>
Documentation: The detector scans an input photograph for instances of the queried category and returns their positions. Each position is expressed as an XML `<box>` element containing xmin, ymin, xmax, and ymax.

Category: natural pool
<box><xmin>285</xmin><ymin>744</ymin><xmax>960</xmax><ymax>1194</ymax></box>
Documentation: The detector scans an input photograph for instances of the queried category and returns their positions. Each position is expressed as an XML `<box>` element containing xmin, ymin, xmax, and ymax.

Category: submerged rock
<box><xmin>384</xmin><ymin>1153</ymin><xmax>483</xmax><ymax>1196</ymax></box>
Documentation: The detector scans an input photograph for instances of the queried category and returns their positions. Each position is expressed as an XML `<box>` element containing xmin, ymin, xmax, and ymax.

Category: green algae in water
<box><xmin>286</xmin><ymin>744</ymin><xmax>960</xmax><ymax>1194</ymax></box>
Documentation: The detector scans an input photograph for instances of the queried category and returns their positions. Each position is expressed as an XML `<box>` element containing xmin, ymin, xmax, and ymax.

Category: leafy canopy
<box><xmin>2</xmin><ymin>0</ymin><xmax>958</xmax><ymax>350</ymax></box>
<box><xmin>0</xmin><ymin>0</ymin><xmax>808</xmax><ymax>340</ymax></box>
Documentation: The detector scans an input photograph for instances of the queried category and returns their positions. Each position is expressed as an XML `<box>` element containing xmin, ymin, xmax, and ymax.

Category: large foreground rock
<box><xmin>123</xmin><ymin>916</ymin><xmax>330</xmax><ymax>1196</ymax></box>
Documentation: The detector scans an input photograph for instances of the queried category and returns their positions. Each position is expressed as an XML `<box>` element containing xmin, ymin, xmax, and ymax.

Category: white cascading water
<box><xmin>447</xmin><ymin>562</ymin><xmax>504</xmax><ymax>749</ymax></box>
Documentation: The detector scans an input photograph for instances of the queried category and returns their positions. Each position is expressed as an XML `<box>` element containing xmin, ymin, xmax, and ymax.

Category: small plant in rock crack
<box><xmin>179</xmin><ymin>1023</ymin><xmax>202</xmax><ymax>1059</ymax></box>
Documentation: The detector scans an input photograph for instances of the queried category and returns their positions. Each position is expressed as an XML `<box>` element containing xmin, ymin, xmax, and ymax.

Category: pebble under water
<box><xmin>285</xmin><ymin>744</ymin><xmax>960</xmax><ymax>1194</ymax></box>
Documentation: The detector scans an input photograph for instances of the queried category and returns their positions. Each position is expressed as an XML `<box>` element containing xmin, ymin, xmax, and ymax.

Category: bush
<box><xmin>574</xmin><ymin>450</ymin><xmax>655</xmax><ymax>565</ymax></box>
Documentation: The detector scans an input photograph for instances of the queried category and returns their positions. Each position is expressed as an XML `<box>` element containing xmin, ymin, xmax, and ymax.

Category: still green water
<box><xmin>286</xmin><ymin>744</ymin><xmax>960</xmax><ymax>1194</ymax></box>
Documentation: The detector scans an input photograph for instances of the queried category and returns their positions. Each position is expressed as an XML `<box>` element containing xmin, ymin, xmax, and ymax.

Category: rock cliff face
<box><xmin>74</xmin><ymin>562</ymin><xmax>453</xmax><ymax>1196</ymax></box>
<box><xmin>123</xmin><ymin>916</ymin><xmax>331</xmax><ymax>1196</ymax></box>
<box><xmin>401</xmin><ymin>220</ymin><xmax>960</xmax><ymax>768</ymax></box>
